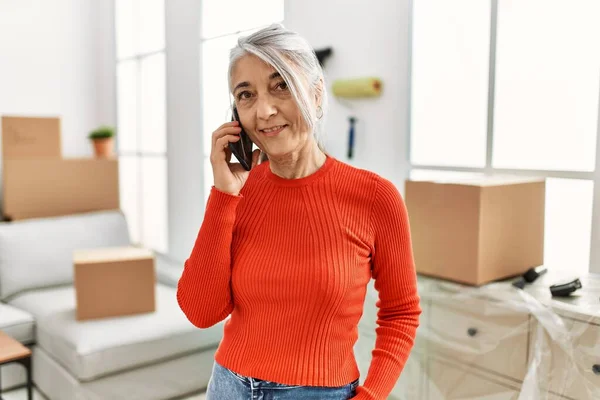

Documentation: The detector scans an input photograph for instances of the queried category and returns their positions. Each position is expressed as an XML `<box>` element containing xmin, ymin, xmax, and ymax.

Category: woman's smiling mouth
<box><xmin>260</xmin><ymin>125</ymin><xmax>287</xmax><ymax>136</ymax></box>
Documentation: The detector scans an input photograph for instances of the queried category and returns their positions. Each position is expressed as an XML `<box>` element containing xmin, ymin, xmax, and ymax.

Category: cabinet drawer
<box><xmin>425</xmin><ymin>357</ymin><xmax>520</xmax><ymax>399</ymax></box>
<box><xmin>534</xmin><ymin>319</ymin><xmax>600</xmax><ymax>399</ymax></box>
<box><xmin>427</xmin><ymin>298</ymin><xmax>529</xmax><ymax>381</ymax></box>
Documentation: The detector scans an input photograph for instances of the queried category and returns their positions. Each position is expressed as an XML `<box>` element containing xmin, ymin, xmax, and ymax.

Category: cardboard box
<box><xmin>1</xmin><ymin>116</ymin><xmax>61</xmax><ymax>160</ymax></box>
<box><xmin>73</xmin><ymin>247</ymin><xmax>156</xmax><ymax>321</ymax></box>
<box><xmin>3</xmin><ymin>158</ymin><xmax>119</xmax><ymax>221</ymax></box>
<box><xmin>405</xmin><ymin>176</ymin><xmax>546</xmax><ymax>286</ymax></box>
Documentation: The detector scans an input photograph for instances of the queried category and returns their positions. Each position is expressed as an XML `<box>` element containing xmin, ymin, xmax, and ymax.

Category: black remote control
<box><xmin>550</xmin><ymin>279</ymin><xmax>582</xmax><ymax>297</ymax></box>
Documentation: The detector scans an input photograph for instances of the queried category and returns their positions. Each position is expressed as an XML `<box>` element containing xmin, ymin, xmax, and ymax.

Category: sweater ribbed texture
<box><xmin>177</xmin><ymin>155</ymin><xmax>421</xmax><ymax>400</ymax></box>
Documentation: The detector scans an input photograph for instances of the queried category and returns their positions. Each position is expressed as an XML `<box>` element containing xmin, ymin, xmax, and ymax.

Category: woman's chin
<box><xmin>263</xmin><ymin>145</ymin><xmax>292</xmax><ymax>158</ymax></box>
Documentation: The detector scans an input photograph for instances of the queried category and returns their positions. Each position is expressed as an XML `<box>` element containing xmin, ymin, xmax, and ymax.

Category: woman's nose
<box><xmin>256</xmin><ymin>97</ymin><xmax>277</xmax><ymax>120</ymax></box>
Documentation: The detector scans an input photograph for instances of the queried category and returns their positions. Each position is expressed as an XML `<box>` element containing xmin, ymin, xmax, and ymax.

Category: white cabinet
<box><xmin>424</xmin><ymin>357</ymin><xmax>520</xmax><ymax>399</ymax></box>
<box><xmin>428</xmin><ymin>298</ymin><xmax>529</xmax><ymax>381</ymax></box>
<box><xmin>529</xmin><ymin>318</ymin><xmax>600</xmax><ymax>400</ymax></box>
<box><xmin>415</xmin><ymin>273</ymin><xmax>600</xmax><ymax>400</ymax></box>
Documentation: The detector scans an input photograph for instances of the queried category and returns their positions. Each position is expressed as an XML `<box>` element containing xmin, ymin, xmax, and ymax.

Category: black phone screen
<box><xmin>229</xmin><ymin>107</ymin><xmax>254</xmax><ymax>171</ymax></box>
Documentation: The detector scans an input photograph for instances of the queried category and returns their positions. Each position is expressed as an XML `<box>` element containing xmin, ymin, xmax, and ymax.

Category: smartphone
<box><xmin>229</xmin><ymin>107</ymin><xmax>254</xmax><ymax>171</ymax></box>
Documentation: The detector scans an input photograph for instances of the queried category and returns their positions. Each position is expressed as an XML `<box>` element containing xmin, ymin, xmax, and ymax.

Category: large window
<box><xmin>410</xmin><ymin>0</ymin><xmax>600</xmax><ymax>274</ymax></box>
<box><xmin>115</xmin><ymin>0</ymin><xmax>168</xmax><ymax>254</ymax></box>
<box><xmin>200</xmin><ymin>0</ymin><xmax>284</xmax><ymax>204</ymax></box>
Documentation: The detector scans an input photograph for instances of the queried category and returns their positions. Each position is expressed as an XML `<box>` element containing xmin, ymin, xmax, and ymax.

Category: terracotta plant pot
<box><xmin>92</xmin><ymin>137</ymin><xmax>114</xmax><ymax>158</ymax></box>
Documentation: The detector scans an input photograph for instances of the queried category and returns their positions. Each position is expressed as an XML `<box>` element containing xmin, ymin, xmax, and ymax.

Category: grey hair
<box><xmin>228</xmin><ymin>23</ymin><xmax>328</xmax><ymax>151</ymax></box>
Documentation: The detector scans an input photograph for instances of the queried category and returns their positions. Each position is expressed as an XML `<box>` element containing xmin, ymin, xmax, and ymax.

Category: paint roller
<box><xmin>331</xmin><ymin>77</ymin><xmax>383</xmax><ymax>159</ymax></box>
<box><xmin>332</xmin><ymin>77</ymin><xmax>383</xmax><ymax>98</ymax></box>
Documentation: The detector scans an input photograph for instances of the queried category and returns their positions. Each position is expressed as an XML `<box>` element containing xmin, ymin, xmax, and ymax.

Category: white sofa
<box><xmin>0</xmin><ymin>210</ymin><xmax>224</xmax><ymax>400</ymax></box>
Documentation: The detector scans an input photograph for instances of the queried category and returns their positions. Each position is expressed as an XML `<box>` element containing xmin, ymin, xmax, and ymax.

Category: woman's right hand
<box><xmin>210</xmin><ymin>121</ymin><xmax>261</xmax><ymax>196</ymax></box>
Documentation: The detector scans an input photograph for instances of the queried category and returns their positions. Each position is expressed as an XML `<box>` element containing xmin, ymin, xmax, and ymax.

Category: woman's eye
<box><xmin>276</xmin><ymin>81</ymin><xmax>288</xmax><ymax>91</ymax></box>
<box><xmin>237</xmin><ymin>91</ymin><xmax>252</xmax><ymax>100</ymax></box>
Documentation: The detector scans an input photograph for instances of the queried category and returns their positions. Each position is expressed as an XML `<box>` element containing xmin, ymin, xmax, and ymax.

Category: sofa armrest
<box><xmin>155</xmin><ymin>254</ymin><xmax>183</xmax><ymax>288</ymax></box>
<box><xmin>0</xmin><ymin>302</ymin><xmax>35</xmax><ymax>344</ymax></box>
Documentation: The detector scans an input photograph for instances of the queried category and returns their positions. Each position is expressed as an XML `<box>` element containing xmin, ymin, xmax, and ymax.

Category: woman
<box><xmin>177</xmin><ymin>24</ymin><xmax>421</xmax><ymax>400</ymax></box>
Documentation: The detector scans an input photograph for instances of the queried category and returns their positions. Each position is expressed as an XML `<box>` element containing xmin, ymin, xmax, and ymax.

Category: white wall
<box><xmin>0</xmin><ymin>0</ymin><xmax>115</xmax><ymax>158</ymax></box>
<box><xmin>284</xmin><ymin>0</ymin><xmax>412</xmax><ymax>190</ymax></box>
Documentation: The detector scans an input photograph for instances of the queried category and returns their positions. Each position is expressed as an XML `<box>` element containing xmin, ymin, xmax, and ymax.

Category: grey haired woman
<box><xmin>177</xmin><ymin>23</ymin><xmax>421</xmax><ymax>400</ymax></box>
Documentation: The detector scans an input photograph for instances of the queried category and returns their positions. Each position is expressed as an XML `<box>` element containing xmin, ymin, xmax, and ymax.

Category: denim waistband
<box><xmin>219</xmin><ymin>362</ymin><xmax>359</xmax><ymax>390</ymax></box>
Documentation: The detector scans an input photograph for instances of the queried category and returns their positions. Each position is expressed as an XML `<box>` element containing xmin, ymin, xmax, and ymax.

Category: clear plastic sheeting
<box><xmin>355</xmin><ymin>271</ymin><xmax>600</xmax><ymax>399</ymax></box>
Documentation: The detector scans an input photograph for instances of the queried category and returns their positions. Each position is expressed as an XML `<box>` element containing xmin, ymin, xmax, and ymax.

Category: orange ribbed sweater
<box><xmin>177</xmin><ymin>155</ymin><xmax>421</xmax><ymax>400</ymax></box>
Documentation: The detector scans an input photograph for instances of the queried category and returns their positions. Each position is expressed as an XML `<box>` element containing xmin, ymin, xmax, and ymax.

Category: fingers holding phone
<box><xmin>211</xmin><ymin>121</ymin><xmax>242</xmax><ymax>160</ymax></box>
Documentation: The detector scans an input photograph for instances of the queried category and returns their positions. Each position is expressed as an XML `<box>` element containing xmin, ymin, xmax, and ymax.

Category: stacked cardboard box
<box><xmin>405</xmin><ymin>176</ymin><xmax>546</xmax><ymax>286</ymax></box>
<box><xmin>1</xmin><ymin>116</ymin><xmax>119</xmax><ymax>221</ymax></box>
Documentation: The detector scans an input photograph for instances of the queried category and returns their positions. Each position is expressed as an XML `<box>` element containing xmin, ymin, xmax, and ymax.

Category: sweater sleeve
<box><xmin>353</xmin><ymin>177</ymin><xmax>422</xmax><ymax>400</ymax></box>
<box><xmin>176</xmin><ymin>186</ymin><xmax>243</xmax><ymax>328</ymax></box>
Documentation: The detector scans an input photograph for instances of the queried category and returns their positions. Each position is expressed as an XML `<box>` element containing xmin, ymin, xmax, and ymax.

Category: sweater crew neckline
<box><xmin>263</xmin><ymin>154</ymin><xmax>335</xmax><ymax>187</ymax></box>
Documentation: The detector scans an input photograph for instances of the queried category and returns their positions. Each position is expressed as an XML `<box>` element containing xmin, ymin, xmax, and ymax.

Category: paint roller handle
<box><xmin>348</xmin><ymin>117</ymin><xmax>356</xmax><ymax>159</ymax></box>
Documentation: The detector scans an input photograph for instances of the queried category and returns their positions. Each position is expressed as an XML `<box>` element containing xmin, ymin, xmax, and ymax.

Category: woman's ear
<box><xmin>314</xmin><ymin>78</ymin><xmax>324</xmax><ymax>107</ymax></box>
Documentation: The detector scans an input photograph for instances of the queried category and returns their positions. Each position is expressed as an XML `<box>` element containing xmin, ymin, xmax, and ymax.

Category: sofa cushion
<box><xmin>8</xmin><ymin>284</ymin><xmax>224</xmax><ymax>381</ymax></box>
<box><xmin>0</xmin><ymin>210</ymin><xmax>130</xmax><ymax>300</ymax></box>
<box><xmin>0</xmin><ymin>303</ymin><xmax>35</xmax><ymax>343</ymax></box>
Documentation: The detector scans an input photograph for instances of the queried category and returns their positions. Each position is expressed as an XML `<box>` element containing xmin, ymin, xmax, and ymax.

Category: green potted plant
<box><xmin>88</xmin><ymin>125</ymin><xmax>115</xmax><ymax>158</ymax></box>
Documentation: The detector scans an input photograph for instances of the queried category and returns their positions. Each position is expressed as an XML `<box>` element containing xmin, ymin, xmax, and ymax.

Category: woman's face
<box><xmin>230</xmin><ymin>54</ymin><xmax>314</xmax><ymax>158</ymax></box>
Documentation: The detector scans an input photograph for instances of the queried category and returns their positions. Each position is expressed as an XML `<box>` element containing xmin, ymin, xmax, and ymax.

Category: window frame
<box><xmin>114</xmin><ymin>0</ymin><xmax>169</xmax><ymax>253</ymax></box>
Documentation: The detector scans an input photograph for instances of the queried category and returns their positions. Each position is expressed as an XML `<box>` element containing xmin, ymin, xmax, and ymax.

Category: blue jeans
<box><xmin>206</xmin><ymin>361</ymin><xmax>359</xmax><ymax>399</ymax></box>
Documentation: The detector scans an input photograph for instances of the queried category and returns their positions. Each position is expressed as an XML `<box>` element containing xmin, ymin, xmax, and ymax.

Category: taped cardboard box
<box><xmin>405</xmin><ymin>176</ymin><xmax>546</xmax><ymax>286</ymax></box>
<box><xmin>1</xmin><ymin>116</ymin><xmax>61</xmax><ymax>160</ymax></box>
<box><xmin>73</xmin><ymin>247</ymin><xmax>156</xmax><ymax>321</ymax></box>
<box><xmin>3</xmin><ymin>158</ymin><xmax>119</xmax><ymax>221</ymax></box>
